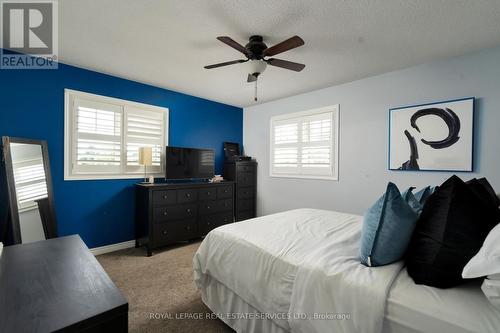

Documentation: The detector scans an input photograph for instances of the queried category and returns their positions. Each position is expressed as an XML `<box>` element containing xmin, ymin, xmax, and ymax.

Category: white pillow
<box><xmin>482</xmin><ymin>277</ymin><xmax>500</xmax><ymax>310</ymax></box>
<box><xmin>462</xmin><ymin>223</ymin><xmax>500</xmax><ymax>278</ymax></box>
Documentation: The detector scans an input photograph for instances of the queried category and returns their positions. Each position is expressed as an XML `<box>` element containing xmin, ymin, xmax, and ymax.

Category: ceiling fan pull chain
<box><xmin>254</xmin><ymin>80</ymin><xmax>258</xmax><ymax>101</ymax></box>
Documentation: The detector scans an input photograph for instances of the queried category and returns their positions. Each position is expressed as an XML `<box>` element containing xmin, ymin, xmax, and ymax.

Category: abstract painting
<box><xmin>389</xmin><ymin>98</ymin><xmax>474</xmax><ymax>172</ymax></box>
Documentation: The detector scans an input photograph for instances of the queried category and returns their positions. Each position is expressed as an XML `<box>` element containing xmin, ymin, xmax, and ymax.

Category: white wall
<box><xmin>244</xmin><ymin>46</ymin><xmax>500</xmax><ymax>216</ymax></box>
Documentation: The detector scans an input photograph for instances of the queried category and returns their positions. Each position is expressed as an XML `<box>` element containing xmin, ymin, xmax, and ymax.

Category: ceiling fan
<box><xmin>204</xmin><ymin>35</ymin><xmax>305</xmax><ymax>101</ymax></box>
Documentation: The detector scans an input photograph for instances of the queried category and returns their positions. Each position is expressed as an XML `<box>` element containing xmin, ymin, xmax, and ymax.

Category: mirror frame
<box><xmin>1</xmin><ymin>136</ymin><xmax>58</xmax><ymax>244</ymax></box>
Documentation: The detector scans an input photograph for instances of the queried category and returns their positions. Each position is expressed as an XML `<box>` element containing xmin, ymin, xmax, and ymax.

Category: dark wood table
<box><xmin>0</xmin><ymin>235</ymin><xmax>128</xmax><ymax>332</ymax></box>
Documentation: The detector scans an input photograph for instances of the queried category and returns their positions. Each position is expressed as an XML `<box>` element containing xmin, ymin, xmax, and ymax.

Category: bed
<box><xmin>193</xmin><ymin>209</ymin><xmax>500</xmax><ymax>333</ymax></box>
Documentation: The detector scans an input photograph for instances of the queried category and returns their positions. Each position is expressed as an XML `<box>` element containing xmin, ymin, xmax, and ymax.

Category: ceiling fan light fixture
<box><xmin>205</xmin><ymin>35</ymin><xmax>305</xmax><ymax>101</ymax></box>
<box><xmin>247</xmin><ymin>59</ymin><xmax>267</xmax><ymax>76</ymax></box>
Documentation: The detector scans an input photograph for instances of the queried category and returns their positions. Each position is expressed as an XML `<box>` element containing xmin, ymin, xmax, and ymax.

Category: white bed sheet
<box><xmin>194</xmin><ymin>208</ymin><xmax>402</xmax><ymax>333</ymax></box>
<box><xmin>195</xmin><ymin>208</ymin><xmax>500</xmax><ymax>333</ymax></box>
<box><xmin>383</xmin><ymin>269</ymin><xmax>500</xmax><ymax>333</ymax></box>
<box><xmin>201</xmin><ymin>272</ymin><xmax>288</xmax><ymax>333</ymax></box>
<box><xmin>201</xmin><ymin>271</ymin><xmax>500</xmax><ymax>333</ymax></box>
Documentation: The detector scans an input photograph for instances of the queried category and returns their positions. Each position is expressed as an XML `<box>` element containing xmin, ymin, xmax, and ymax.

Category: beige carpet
<box><xmin>97</xmin><ymin>241</ymin><xmax>233</xmax><ymax>333</ymax></box>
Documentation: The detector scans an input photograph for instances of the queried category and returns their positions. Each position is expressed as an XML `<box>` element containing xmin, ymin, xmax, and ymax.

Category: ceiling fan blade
<box><xmin>266</xmin><ymin>58</ymin><xmax>305</xmax><ymax>72</ymax></box>
<box><xmin>262</xmin><ymin>35</ymin><xmax>304</xmax><ymax>57</ymax></box>
<box><xmin>247</xmin><ymin>74</ymin><xmax>257</xmax><ymax>82</ymax></box>
<box><xmin>217</xmin><ymin>36</ymin><xmax>249</xmax><ymax>56</ymax></box>
<box><xmin>204</xmin><ymin>59</ymin><xmax>247</xmax><ymax>69</ymax></box>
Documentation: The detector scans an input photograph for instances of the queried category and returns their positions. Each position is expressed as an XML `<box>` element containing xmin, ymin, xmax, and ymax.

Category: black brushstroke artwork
<box><xmin>400</xmin><ymin>130</ymin><xmax>419</xmax><ymax>170</ymax></box>
<box><xmin>410</xmin><ymin>108</ymin><xmax>461</xmax><ymax>149</ymax></box>
<box><xmin>399</xmin><ymin>107</ymin><xmax>461</xmax><ymax>170</ymax></box>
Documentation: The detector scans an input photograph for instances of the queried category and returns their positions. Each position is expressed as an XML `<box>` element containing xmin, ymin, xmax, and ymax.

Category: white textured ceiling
<box><xmin>59</xmin><ymin>0</ymin><xmax>500</xmax><ymax>107</ymax></box>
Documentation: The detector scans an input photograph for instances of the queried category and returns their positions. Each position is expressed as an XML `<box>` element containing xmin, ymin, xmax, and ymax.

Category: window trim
<box><xmin>64</xmin><ymin>89</ymin><xmax>169</xmax><ymax>181</ymax></box>
<box><xmin>269</xmin><ymin>105</ymin><xmax>339</xmax><ymax>181</ymax></box>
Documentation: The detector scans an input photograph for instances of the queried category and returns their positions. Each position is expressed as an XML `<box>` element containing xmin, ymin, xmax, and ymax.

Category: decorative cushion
<box><xmin>413</xmin><ymin>186</ymin><xmax>435</xmax><ymax>204</ymax></box>
<box><xmin>463</xmin><ymin>223</ymin><xmax>500</xmax><ymax>278</ymax></box>
<box><xmin>406</xmin><ymin>175</ymin><xmax>499</xmax><ymax>288</ymax></box>
<box><xmin>360</xmin><ymin>182</ymin><xmax>419</xmax><ymax>267</ymax></box>
<box><xmin>401</xmin><ymin>187</ymin><xmax>424</xmax><ymax>214</ymax></box>
<box><xmin>472</xmin><ymin>178</ymin><xmax>500</xmax><ymax>208</ymax></box>
<box><xmin>463</xmin><ymin>223</ymin><xmax>500</xmax><ymax>309</ymax></box>
<box><xmin>467</xmin><ymin>178</ymin><xmax>500</xmax><ymax>222</ymax></box>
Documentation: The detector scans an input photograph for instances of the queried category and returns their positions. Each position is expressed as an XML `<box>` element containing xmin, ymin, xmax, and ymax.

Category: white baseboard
<box><xmin>91</xmin><ymin>240</ymin><xmax>135</xmax><ymax>256</ymax></box>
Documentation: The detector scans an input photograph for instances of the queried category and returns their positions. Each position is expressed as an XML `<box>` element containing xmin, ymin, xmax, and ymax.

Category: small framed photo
<box><xmin>389</xmin><ymin>97</ymin><xmax>474</xmax><ymax>172</ymax></box>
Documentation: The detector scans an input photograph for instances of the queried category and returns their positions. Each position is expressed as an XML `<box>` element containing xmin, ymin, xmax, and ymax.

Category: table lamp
<box><xmin>138</xmin><ymin>147</ymin><xmax>153</xmax><ymax>183</ymax></box>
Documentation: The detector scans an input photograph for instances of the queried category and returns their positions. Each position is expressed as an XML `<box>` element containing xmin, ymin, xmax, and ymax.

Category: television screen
<box><xmin>165</xmin><ymin>147</ymin><xmax>215</xmax><ymax>180</ymax></box>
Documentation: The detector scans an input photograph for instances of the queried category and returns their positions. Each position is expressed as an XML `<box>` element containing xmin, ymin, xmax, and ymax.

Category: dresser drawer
<box><xmin>237</xmin><ymin>165</ymin><xmax>256</xmax><ymax>173</ymax></box>
<box><xmin>154</xmin><ymin>219</ymin><xmax>197</xmax><ymax>246</ymax></box>
<box><xmin>152</xmin><ymin>190</ymin><xmax>177</xmax><ymax>206</ymax></box>
<box><xmin>198</xmin><ymin>201</ymin><xmax>217</xmax><ymax>215</ymax></box>
<box><xmin>199</xmin><ymin>188</ymin><xmax>217</xmax><ymax>201</ymax></box>
<box><xmin>216</xmin><ymin>198</ymin><xmax>233</xmax><ymax>212</ymax></box>
<box><xmin>177</xmin><ymin>189</ymin><xmax>198</xmax><ymax>203</ymax></box>
<box><xmin>237</xmin><ymin>187</ymin><xmax>254</xmax><ymax>199</ymax></box>
<box><xmin>237</xmin><ymin>198</ymin><xmax>254</xmax><ymax>211</ymax></box>
<box><xmin>217</xmin><ymin>185</ymin><xmax>233</xmax><ymax>199</ymax></box>
<box><xmin>199</xmin><ymin>199</ymin><xmax>233</xmax><ymax>215</ymax></box>
<box><xmin>237</xmin><ymin>172</ymin><xmax>255</xmax><ymax>187</ymax></box>
<box><xmin>153</xmin><ymin>204</ymin><xmax>197</xmax><ymax>222</ymax></box>
<box><xmin>199</xmin><ymin>212</ymin><xmax>233</xmax><ymax>235</ymax></box>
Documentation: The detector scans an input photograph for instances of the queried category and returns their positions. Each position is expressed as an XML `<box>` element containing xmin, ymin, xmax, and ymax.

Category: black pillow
<box><xmin>406</xmin><ymin>175</ymin><xmax>499</xmax><ymax>288</ymax></box>
<box><xmin>477</xmin><ymin>177</ymin><xmax>500</xmax><ymax>207</ymax></box>
<box><xmin>466</xmin><ymin>178</ymin><xmax>500</xmax><ymax>213</ymax></box>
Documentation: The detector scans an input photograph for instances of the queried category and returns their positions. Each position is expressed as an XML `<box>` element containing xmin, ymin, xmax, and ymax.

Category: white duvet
<box><xmin>193</xmin><ymin>208</ymin><xmax>403</xmax><ymax>333</ymax></box>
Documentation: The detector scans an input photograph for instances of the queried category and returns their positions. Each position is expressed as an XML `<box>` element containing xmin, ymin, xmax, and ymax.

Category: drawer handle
<box><xmin>186</xmin><ymin>226</ymin><xmax>191</xmax><ymax>231</ymax></box>
<box><xmin>187</xmin><ymin>208</ymin><xmax>191</xmax><ymax>213</ymax></box>
<box><xmin>163</xmin><ymin>195</ymin><xmax>168</xmax><ymax>199</ymax></box>
<box><xmin>207</xmin><ymin>191</ymin><xmax>211</xmax><ymax>195</ymax></box>
<box><xmin>162</xmin><ymin>230</ymin><xmax>167</xmax><ymax>235</ymax></box>
<box><xmin>186</xmin><ymin>193</ymin><xmax>191</xmax><ymax>198</ymax></box>
<box><xmin>207</xmin><ymin>205</ymin><xmax>211</xmax><ymax>209</ymax></box>
<box><xmin>224</xmin><ymin>218</ymin><xmax>228</xmax><ymax>222</ymax></box>
<box><xmin>163</xmin><ymin>211</ymin><xmax>168</xmax><ymax>216</ymax></box>
<box><xmin>224</xmin><ymin>189</ymin><xmax>228</xmax><ymax>193</ymax></box>
<box><xmin>207</xmin><ymin>222</ymin><xmax>211</xmax><ymax>226</ymax></box>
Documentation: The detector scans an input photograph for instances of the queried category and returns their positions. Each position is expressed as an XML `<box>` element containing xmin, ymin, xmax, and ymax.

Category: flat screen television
<box><xmin>165</xmin><ymin>146</ymin><xmax>215</xmax><ymax>180</ymax></box>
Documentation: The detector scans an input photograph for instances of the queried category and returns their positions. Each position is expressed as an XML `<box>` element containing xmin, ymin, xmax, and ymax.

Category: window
<box><xmin>64</xmin><ymin>89</ymin><xmax>168</xmax><ymax>180</ymax></box>
<box><xmin>270</xmin><ymin>105</ymin><xmax>339</xmax><ymax>180</ymax></box>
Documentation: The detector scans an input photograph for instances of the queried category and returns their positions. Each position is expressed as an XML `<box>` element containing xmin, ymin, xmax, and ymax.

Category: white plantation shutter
<box><xmin>73</xmin><ymin>99</ymin><xmax>122</xmax><ymax>174</ymax></box>
<box><xmin>301</xmin><ymin>112</ymin><xmax>332</xmax><ymax>173</ymax></box>
<box><xmin>13</xmin><ymin>157</ymin><xmax>48</xmax><ymax>211</ymax></box>
<box><xmin>270</xmin><ymin>105</ymin><xmax>339</xmax><ymax>179</ymax></box>
<box><xmin>125</xmin><ymin>107</ymin><xmax>165</xmax><ymax>173</ymax></box>
<box><xmin>65</xmin><ymin>90</ymin><xmax>168</xmax><ymax>180</ymax></box>
<box><xmin>273</xmin><ymin>120</ymin><xmax>299</xmax><ymax>172</ymax></box>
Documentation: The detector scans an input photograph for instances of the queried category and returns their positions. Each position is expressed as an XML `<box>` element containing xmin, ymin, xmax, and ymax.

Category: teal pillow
<box><xmin>360</xmin><ymin>182</ymin><xmax>419</xmax><ymax>267</ymax></box>
<box><xmin>402</xmin><ymin>187</ymin><xmax>423</xmax><ymax>214</ymax></box>
<box><xmin>414</xmin><ymin>186</ymin><xmax>435</xmax><ymax>204</ymax></box>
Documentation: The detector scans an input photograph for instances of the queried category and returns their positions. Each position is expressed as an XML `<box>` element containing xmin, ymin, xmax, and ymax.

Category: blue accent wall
<box><xmin>0</xmin><ymin>62</ymin><xmax>242</xmax><ymax>248</ymax></box>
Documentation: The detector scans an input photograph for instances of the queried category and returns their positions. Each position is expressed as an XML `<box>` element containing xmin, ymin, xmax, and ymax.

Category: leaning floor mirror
<box><xmin>1</xmin><ymin>137</ymin><xmax>58</xmax><ymax>245</ymax></box>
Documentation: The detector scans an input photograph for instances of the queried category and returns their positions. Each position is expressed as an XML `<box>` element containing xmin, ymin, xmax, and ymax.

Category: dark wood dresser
<box><xmin>0</xmin><ymin>235</ymin><xmax>128</xmax><ymax>332</ymax></box>
<box><xmin>223</xmin><ymin>161</ymin><xmax>257</xmax><ymax>221</ymax></box>
<box><xmin>135</xmin><ymin>181</ymin><xmax>235</xmax><ymax>256</ymax></box>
